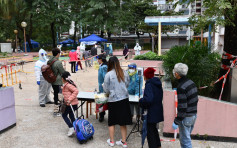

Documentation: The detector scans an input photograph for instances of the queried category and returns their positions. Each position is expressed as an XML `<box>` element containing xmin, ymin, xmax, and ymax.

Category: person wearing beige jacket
<box><xmin>61</xmin><ymin>71</ymin><xmax>79</xmax><ymax>137</ymax></box>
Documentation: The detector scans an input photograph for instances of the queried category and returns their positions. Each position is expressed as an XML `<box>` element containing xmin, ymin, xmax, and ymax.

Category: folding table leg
<box><xmin>90</xmin><ymin>102</ymin><xmax>92</xmax><ymax>115</ymax></box>
<box><xmin>86</xmin><ymin>101</ymin><xmax>88</xmax><ymax>118</ymax></box>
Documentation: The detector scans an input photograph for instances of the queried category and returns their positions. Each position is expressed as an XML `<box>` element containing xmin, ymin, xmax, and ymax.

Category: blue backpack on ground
<box><xmin>70</xmin><ymin>104</ymin><xmax>94</xmax><ymax>144</ymax></box>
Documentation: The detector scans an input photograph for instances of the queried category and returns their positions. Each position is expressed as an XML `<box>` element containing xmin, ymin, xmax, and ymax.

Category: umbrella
<box><xmin>141</xmin><ymin>110</ymin><xmax>148</xmax><ymax>148</ymax></box>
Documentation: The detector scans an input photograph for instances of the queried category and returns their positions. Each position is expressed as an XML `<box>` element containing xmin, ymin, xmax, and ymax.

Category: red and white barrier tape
<box><xmin>222</xmin><ymin>51</ymin><xmax>237</xmax><ymax>59</ymax></box>
<box><xmin>199</xmin><ymin>58</ymin><xmax>237</xmax><ymax>100</ymax></box>
<box><xmin>199</xmin><ymin>52</ymin><xmax>237</xmax><ymax>100</ymax></box>
<box><xmin>218</xmin><ymin>58</ymin><xmax>237</xmax><ymax>100</ymax></box>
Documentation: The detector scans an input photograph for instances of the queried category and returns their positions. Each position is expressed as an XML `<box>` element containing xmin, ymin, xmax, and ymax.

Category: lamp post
<box><xmin>14</xmin><ymin>30</ymin><xmax>18</xmax><ymax>53</ymax></box>
<box><xmin>21</xmin><ymin>22</ymin><xmax>27</xmax><ymax>54</ymax></box>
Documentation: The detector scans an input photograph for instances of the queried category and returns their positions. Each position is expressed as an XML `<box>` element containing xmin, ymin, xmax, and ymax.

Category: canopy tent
<box><xmin>59</xmin><ymin>38</ymin><xmax>77</xmax><ymax>47</ymax></box>
<box><xmin>23</xmin><ymin>39</ymin><xmax>40</xmax><ymax>52</ymax></box>
<box><xmin>59</xmin><ymin>38</ymin><xmax>76</xmax><ymax>44</ymax></box>
<box><xmin>79</xmin><ymin>34</ymin><xmax>107</xmax><ymax>45</ymax></box>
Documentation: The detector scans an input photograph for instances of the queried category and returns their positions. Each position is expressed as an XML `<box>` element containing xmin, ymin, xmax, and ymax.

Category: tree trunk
<box><xmin>28</xmin><ymin>14</ymin><xmax>33</xmax><ymax>51</ymax></box>
<box><xmin>26</xmin><ymin>35</ymin><xmax>32</xmax><ymax>52</ymax></box>
<box><xmin>136</xmin><ymin>31</ymin><xmax>140</xmax><ymax>39</ymax></box>
<box><xmin>108</xmin><ymin>32</ymin><xmax>112</xmax><ymax>40</ymax></box>
<box><xmin>73</xmin><ymin>21</ymin><xmax>77</xmax><ymax>49</ymax></box>
<box><xmin>51</xmin><ymin>22</ymin><xmax>56</xmax><ymax>48</ymax></box>
<box><xmin>100</xmin><ymin>30</ymin><xmax>104</xmax><ymax>38</ymax></box>
<box><xmin>212</xmin><ymin>12</ymin><xmax>237</xmax><ymax>101</ymax></box>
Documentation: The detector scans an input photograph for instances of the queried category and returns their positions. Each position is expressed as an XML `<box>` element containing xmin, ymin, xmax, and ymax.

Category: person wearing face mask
<box><xmin>97</xmin><ymin>54</ymin><xmax>108</xmax><ymax>122</ymax></box>
<box><xmin>35</xmin><ymin>49</ymin><xmax>53</xmax><ymax>107</ymax></box>
<box><xmin>127</xmin><ymin>63</ymin><xmax>143</xmax><ymax>121</ymax></box>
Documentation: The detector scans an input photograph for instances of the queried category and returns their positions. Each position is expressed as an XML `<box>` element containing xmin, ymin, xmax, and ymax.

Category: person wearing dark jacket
<box><xmin>172</xmin><ymin>63</ymin><xmax>198</xmax><ymax>148</ymax></box>
<box><xmin>123</xmin><ymin>43</ymin><xmax>129</xmax><ymax>62</ymax></box>
<box><xmin>91</xmin><ymin>45</ymin><xmax>97</xmax><ymax>56</ymax></box>
<box><xmin>139</xmin><ymin>67</ymin><xmax>163</xmax><ymax>148</ymax></box>
<box><xmin>47</xmin><ymin>48</ymin><xmax>65</xmax><ymax>115</ymax></box>
<box><xmin>91</xmin><ymin>45</ymin><xmax>97</xmax><ymax>66</ymax></box>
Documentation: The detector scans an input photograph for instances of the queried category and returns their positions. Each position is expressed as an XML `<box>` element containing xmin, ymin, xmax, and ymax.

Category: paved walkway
<box><xmin>0</xmin><ymin>60</ymin><xmax>236</xmax><ymax>148</ymax></box>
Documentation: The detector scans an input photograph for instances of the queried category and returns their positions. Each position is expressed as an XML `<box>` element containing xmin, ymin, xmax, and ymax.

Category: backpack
<box><xmin>41</xmin><ymin>59</ymin><xmax>57</xmax><ymax>83</ymax></box>
<box><xmin>73</xmin><ymin>118</ymin><xmax>94</xmax><ymax>144</ymax></box>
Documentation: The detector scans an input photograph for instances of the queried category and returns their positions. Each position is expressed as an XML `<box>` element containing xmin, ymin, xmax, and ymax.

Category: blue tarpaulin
<box><xmin>23</xmin><ymin>39</ymin><xmax>40</xmax><ymax>52</ymax></box>
<box><xmin>79</xmin><ymin>34</ymin><xmax>107</xmax><ymax>43</ymax></box>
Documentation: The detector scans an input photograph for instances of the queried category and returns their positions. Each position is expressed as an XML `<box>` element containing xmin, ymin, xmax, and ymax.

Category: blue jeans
<box><xmin>179</xmin><ymin>115</ymin><xmax>197</xmax><ymax>148</ymax></box>
<box><xmin>62</xmin><ymin>105</ymin><xmax>77</xmax><ymax>128</ymax></box>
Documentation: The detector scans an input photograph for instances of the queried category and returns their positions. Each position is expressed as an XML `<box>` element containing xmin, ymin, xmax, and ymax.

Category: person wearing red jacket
<box><xmin>61</xmin><ymin>71</ymin><xmax>79</xmax><ymax>136</ymax></box>
<box><xmin>69</xmin><ymin>49</ymin><xmax>78</xmax><ymax>73</ymax></box>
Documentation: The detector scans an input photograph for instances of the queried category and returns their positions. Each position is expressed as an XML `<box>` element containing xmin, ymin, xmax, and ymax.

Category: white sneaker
<box><xmin>67</xmin><ymin>127</ymin><xmax>75</xmax><ymax>137</ymax></box>
<box><xmin>116</xmin><ymin>139</ymin><xmax>127</xmax><ymax>148</ymax></box>
<box><xmin>107</xmin><ymin>139</ymin><xmax>115</xmax><ymax>147</ymax></box>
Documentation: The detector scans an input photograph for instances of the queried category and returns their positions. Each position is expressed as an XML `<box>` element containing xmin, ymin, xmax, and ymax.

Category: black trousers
<box><xmin>70</xmin><ymin>62</ymin><xmax>76</xmax><ymax>73</ymax></box>
<box><xmin>52</xmin><ymin>85</ymin><xmax>60</xmax><ymax>105</ymax></box>
<box><xmin>99</xmin><ymin>111</ymin><xmax>105</xmax><ymax>117</ymax></box>
<box><xmin>147</xmin><ymin>123</ymin><xmax>161</xmax><ymax>148</ymax></box>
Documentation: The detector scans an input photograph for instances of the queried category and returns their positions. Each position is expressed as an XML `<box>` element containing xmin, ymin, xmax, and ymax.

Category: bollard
<box><xmin>1</xmin><ymin>65</ymin><xmax>9</xmax><ymax>86</ymax></box>
<box><xmin>10</xmin><ymin>64</ymin><xmax>16</xmax><ymax>85</ymax></box>
<box><xmin>15</xmin><ymin>70</ymin><xmax>18</xmax><ymax>84</ymax></box>
<box><xmin>1</xmin><ymin>74</ymin><xmax>4</xmax><ymax>87</ymax></box>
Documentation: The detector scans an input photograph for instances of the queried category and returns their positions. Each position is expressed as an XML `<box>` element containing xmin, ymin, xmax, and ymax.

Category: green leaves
<box><xmin>163</xmin><ymin>45</ymin><xmax>221</xmax><ymax>96</ymax></box>
<box><xmin>134</xmin><ymin>51</ymin><xmax>163</xmax><ymax>61</ymax></box>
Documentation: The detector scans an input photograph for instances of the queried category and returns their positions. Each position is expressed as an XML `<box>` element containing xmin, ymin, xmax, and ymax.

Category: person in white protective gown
<box><xmin>35</xmin><ymin>49</ymin><xmax>53</xmax><ymax>107</ymax></box>
<box><xmin>80</xmin><ymin>42</ymin><xmax>86</xmax><ymax>59</ymax></box>
<box><xmin>134</xmin><ymin>43</ymin><xmax>141</xmax><ymax>55</ymax></box>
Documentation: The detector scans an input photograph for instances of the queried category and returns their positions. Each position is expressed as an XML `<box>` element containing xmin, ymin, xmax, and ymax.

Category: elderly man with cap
<box><xmin>35</xmin><ymin>49</ymin><xmax>53</xmax><ymax>107</ymax></box>
<box><xmin>97</xmin><ymin>54</ymin><xmax>108</xmax><ymax>122</ymax></box>
<box><xmin>127</xmin><ymin>63</ymin><xmax>143</xmax><ymax>120</ymax></box>
<box><xmin>172</xmin><ymin>63</ymin><xmax>198</xmax><ymax>148</ymax></box>
<box><xmin>139</xmin><ymin>67</ymin><xmax>163</xmax><ymax>148</ymax></box>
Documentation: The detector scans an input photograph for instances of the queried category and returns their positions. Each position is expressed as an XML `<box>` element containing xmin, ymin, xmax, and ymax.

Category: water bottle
<box><xmin>94</xmin><ymin>88</ymin><xmax>97</xmax><ymax>94</ymax></box>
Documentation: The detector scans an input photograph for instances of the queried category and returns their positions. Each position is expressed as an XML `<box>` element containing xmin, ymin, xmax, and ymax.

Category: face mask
<box><xmin>129</xmin><ymin>69</ymin><xmax>135</xmax><ymax>73</ymax></box>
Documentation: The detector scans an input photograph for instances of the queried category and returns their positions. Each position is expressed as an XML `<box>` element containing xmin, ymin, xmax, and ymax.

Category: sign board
<box><xmin>0</xmin><ymin>43</ymin><xmax>12</xmax><ymax>53</ymax></box>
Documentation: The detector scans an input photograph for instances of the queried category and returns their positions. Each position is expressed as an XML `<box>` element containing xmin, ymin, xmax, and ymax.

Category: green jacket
<box><xmin>47</xmin><ymin>56</ymin><xmax>65</xmax><ymax>85</ymax></box>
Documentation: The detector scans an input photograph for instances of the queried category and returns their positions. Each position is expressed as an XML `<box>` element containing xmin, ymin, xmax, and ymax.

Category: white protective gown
<box><xmin>134</xmin><ymin>43</ymin><xmax>141</xmax><ymax>55</ymax></box>
<box><xmin>35</xmin><ymin>49</ymin><xmax>52</xmax><ymax>105</ymax></box>
<box><xmin>80</xmin><ymin>42</ymin><xmax>86</xmax><ymax>59</ymax></box>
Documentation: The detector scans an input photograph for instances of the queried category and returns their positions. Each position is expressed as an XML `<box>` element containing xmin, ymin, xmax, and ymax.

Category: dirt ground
<box><xmin>0</xmin><ymin>60</ymin><xmax>236</xmax><ymax>148</ymax></box>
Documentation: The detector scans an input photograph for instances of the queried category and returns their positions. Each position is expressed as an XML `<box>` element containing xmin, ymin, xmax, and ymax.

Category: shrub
<box><xmin>162</xmin><ymin>45</ymin><xmax>221</xmax><ymax>97</ymax></box>
<box><xmin>134</xmin><ymin>51</ymin><xmax>163</xmax><ymax>61</ymax></box>
<box><xmin>0</xmin><ymin>52</ymin><xmax>9</xmax><ymax>58</ymax></box>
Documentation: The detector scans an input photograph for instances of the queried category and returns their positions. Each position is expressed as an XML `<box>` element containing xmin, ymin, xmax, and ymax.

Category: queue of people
<box><xmin>35</xmin><ymin>44</ymin><xmax>198</xmax><ymax>148</ymax></box>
